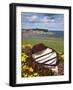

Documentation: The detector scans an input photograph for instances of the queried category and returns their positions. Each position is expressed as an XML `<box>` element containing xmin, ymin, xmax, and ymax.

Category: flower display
<box><xmin>21</xmin><ymin>44</ymin><xmax>39</xmax><ymax>77</ymax></box>
<box><xmin>21</xmin><ymin>44</ymin><xmax>64</xmax><ymax>77</ymax></box>
<box><xmin>58</xmin><ymin>52</ymin><xmax>64</xmax><ymax>61</ymax></box>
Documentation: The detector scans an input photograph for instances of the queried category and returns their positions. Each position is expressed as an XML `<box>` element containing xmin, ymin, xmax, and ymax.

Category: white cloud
<box><xmin>41</xmin><ymin>16</ymin><xmax>55</xmax><ymax>23</ymax></box>
<box><xmin>29</xmin><ymin>15</ymin><xmax>38</xmax><ymax>21</ymax></box>
<box><xmin>51</xmin><ymin>19</ymin><xmax>55</xmax><ymax>22</ymax></box>
<box><xmin>41</xmin><ymin>17</ymin><xmax>49</xmax><ymax>23</ymax></box>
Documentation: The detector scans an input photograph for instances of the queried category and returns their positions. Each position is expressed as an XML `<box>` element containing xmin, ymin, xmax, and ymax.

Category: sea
<box><xmin>22</xmin><ymin>30</ymin><xmax>64</xmax><ymax>39</ymax></box>
<box><xmin>33</xmin><ymin>31</ymin><xmax>64</xmax><ymax>38</ymax></box>
<box><xmin>48</xmin><ymin>31</ymin><xmax>64</xmax><ymax>38</ymax></box>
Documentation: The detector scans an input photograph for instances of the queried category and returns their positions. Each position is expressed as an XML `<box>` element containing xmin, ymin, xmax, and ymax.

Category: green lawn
<box><xmin>22</xmin><ymin>38</ymin><xmax>64</xmax><ymax>53</ymax></box>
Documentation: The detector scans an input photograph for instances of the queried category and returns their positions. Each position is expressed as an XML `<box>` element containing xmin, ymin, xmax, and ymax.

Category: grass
<box><xmin>47</xmin><ymin>37</ymin><xmax>64</xmax><ymax>40</ymax></box>
<box><xmin>22</xmin><ymin>37</ymin><xmax>64</xmax><ymax>52</ymax></box>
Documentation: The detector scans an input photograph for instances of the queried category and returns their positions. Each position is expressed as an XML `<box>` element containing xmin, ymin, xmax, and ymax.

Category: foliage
<box><xmin>21</xmin><ymin>44</ymin><xmax>39</xmax><ymax>77</ymax></box>
<box><xmin>21</xmin><ymin>43</ymin><xmax>64</xmax><ymax>78</ymax></box>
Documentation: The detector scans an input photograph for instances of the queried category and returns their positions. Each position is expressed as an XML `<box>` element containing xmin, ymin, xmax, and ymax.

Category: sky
<box><xmin>21</xmin><ymin>12</ymin><xmax>64</xmax><ymax>31</ymax></box>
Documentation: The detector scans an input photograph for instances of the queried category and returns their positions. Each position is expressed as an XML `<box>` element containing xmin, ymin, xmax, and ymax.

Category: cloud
<box><xmin>41</xmin><ymin>16</ymin><xmax>55</xmax><ymax>23</ymax></box>
<box><xmin>21</xmin><ymin>12</ymin><xmax>64</xmax><ymax>31</ymax></box>
<box><xmin>41</xmin><ymin>17</ymin><xmax>49</xmax><ymax>23</ymax></box>
<box><xmin>28</xmin><ymin>15</ymin><xmax>38</xmax><ymax>22</ymax></box>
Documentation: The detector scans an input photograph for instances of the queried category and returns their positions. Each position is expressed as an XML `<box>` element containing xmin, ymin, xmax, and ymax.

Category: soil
<box><xmin>58</xmin><ymin>60</ymin><xmax>64</xmax><ymax>75</ymax></box>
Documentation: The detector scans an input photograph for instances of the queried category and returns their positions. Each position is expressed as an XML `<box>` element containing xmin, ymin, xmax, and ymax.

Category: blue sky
<box><xmin>21</xmin><ymin>12</ymin><xmax>64</xmax><ymax>31</ymax></box>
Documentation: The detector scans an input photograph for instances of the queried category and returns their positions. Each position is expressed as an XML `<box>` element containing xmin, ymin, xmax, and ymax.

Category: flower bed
<box><xmin>21</xmin><ymin>44</ymin><xmax>64</xmax><ymax>77</ymax></box>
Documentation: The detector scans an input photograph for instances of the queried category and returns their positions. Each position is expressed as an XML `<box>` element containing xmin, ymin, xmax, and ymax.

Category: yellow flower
<box><xmin>33</xmin><ymin>73</ymin><xmax>38</xmax><ymax>76</ymax></box>
<box><xmin>28</xmin><ymin>75</ymin><xmax>33</xmax><ymax>77</ymax></box>
<box><xmin>61</xmin><ymin>54</ymin><xmax>64</xmax><ymax>59</ymax></box>
<box><xmin>29</xmin><ymin>67</ymin><xmax>33</xmax><ymax>72</ymax></box>
<box><xmin>22</xmin><ymin>45</ymin><xmax>25</xmax><ymax>49</ymax></box>
<box><xmin>21</xmin><ymin>54</ymin><xmax>28</xmax><ymax>62</ymax></box>
<box><xmin>21</xmin><ymin>56</ymin><xmax>26</xmax><ymax>62</ymax></box>
<box><xmin>22</xmin><ymin>65</ymin><xmax>27</xmax><ymax>70</ymax></box>
<box><xmin>22</xmin><ymin>44</ymin><xmax>32</xmax><ymax>49</ymax></box>
<box><xmin>27</xmin><ymin>44</ymin><xmax>32</xmax><ymax>48</ymax></box>
<box><xmin>24</xmin><ymin>54</ymin><xmax>28</xmax><ymax>58</ymax></box>
<box><xmin>23</xmin><ymin>73</ymin><xmax>28</xmax><ymax>77</ymax></box>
